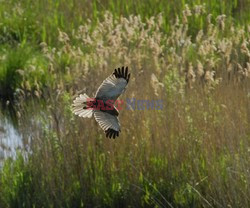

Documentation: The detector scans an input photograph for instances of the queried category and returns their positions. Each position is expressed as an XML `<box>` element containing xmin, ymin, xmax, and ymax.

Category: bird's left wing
<box><xmin>95</xmin><ymin>66</ymin><xmax>130</xmax><ymax>102</ymax></box>
<box><xmin>94</xmin><ymin>111</ymin><xmax>121</xmax><ymax>139</ymax></box>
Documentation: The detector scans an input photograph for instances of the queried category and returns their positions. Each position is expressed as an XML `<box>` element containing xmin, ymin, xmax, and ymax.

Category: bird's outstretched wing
<box><xmin>95</xmin><ymin>66</ymin><xmax>130</xmax><ymax>102</ymax></box>
<box><xmin>93</xmin><ymin>111</ymin><xmax>121</xmax><ymax>139</ymax></box>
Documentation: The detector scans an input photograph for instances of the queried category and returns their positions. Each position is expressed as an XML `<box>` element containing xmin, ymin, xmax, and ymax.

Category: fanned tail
<box><xmin>72</xmin><ymin>93</ymin><xmax>93</xmax><ymax>118</ymax></box>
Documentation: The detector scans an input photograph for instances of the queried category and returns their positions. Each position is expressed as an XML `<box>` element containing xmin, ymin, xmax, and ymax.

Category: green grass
<box><xmin>0</xmin><ymin>85</ymin><xmax>249</xmax><ymax>207</ymax></box>
<box><xmin>0</xmin><ymin>0</ymin><xmax>249</xmax><ymax>46</ymax></box>
<box><xmin>0</xmin><ymin>0</ymin><xmax>249</xmax><ymax>99</ymax></box>
<box><xmin>0</xmin><ymin>45</ymin><xmax>50</xmax><ymax>100</ymax></box>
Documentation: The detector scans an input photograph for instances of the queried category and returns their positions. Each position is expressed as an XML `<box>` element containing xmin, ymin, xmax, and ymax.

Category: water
<box><xmin>0</xmin><ymin>111</ymin><xmax>22</xmax><ymax>169</ymax></box>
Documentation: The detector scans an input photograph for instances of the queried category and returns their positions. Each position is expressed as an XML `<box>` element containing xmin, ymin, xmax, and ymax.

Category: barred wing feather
<box><xmin>72</xmin><ymin>93</ymin><xmax>93</xmax><ymax>118</ymax></box>
<box><xmin>95</xmin><ymin>67</ymin><xmax>130</xmax><ymax>102</ymax></box>
<box><xmin>94</xmin><ymin>111</ymin><xmax>121</xmax><ymax>138</ymax></box>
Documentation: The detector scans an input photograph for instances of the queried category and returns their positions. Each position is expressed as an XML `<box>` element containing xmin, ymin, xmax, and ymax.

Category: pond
<box><xmin>0</xmin><ymin>108</ymin><xmax>23</xmax><ymax>169</ymax></box>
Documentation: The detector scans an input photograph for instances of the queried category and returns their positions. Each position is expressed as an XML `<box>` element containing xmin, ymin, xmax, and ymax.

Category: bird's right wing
<box><xmin>95</xmin><ymin>66</ymin><xmax>130</xmax><ymax>102</ymax></box>
<box><xmin>94</xmin><ymin>111</ymin><xmax>121</xmax><ymax>139</ymax></box>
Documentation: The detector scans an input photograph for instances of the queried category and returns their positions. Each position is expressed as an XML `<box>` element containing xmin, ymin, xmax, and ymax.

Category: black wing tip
<box><xmin>105</xmin><ymin>128</ymin><xmax>120</xmax><ymax>139</ymax></box>
<box><xmin>113</xmin><ymin>66</ymin><xmax>131</xmax><ymax>83</ymax></box>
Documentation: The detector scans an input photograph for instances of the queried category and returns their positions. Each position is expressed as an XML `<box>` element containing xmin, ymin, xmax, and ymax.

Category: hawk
<box><xmin>72</xmin><ymin>67</ymin><xmax>130</xmax><ymax>139</ymax></box>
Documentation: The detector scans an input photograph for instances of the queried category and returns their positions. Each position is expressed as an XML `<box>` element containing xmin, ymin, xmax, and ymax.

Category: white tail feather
<box><xmin>72</xmin><ymin>93</ymin><xmax>93</xmax><ymax>118</ymax></box>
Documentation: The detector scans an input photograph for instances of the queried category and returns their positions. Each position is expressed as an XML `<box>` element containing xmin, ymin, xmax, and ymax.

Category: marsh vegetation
<box><xmin>0</xmin><ymin>0</ymin><xmax>249</xmax><ymax>207</ymax></box>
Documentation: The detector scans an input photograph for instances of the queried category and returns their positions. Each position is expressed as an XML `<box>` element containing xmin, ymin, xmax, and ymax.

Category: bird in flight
<box><xmin>72</xmin><ymin>67</ymin><xmax>130</xmax><ymax>139</ymax></box>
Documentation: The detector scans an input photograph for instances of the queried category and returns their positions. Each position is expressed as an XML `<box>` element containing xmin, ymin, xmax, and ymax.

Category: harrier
<box><xmin>72</xmin><ymin>67</ymin><xmax>130</xmax><ymax>139</ymax></box>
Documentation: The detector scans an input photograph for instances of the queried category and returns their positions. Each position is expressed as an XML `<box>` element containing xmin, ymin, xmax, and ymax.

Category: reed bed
<box><xmin>0</xmin><ymin>1</ymin><xmax>249</xmax><ymax>208</ymax></box>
